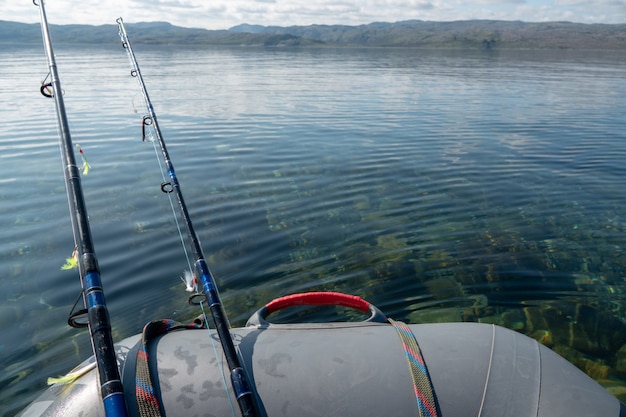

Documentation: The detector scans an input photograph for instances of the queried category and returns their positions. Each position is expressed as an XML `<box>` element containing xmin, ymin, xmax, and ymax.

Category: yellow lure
<box><xmin>47</xmin><ymin>362</ymin><xmax>97</xmax><ymax>385</ymax></box>
<box><xmin>60</xmin><ymin>248</ymin><xmax>78</xmax><ymax>270</ymax></box>
<box><xmin>75</xmin><ymin>144</ymin><xmax>91</xmax><ymax>175</ymax></box>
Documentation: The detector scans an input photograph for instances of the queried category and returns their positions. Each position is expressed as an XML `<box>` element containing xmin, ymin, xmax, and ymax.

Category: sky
<box><xmin>2</xmin><ymin>0</ymin><xmax>625</xmax><ymax>29</ymax></box>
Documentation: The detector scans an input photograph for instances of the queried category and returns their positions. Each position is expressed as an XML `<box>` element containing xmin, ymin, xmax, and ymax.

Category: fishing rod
<box><xmin>116</xmin><ymin>17</ymin><xmax>261</xmax><ymax>417</ymax></box>
<box><xmin>34</xmin><ymin>2</ymin><xmax>128</xmax><ymax>416</ymax></box>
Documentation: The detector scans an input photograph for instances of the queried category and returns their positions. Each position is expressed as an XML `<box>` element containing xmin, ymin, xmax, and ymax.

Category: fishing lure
<box><xmin>180</xmin><ymin>270</ymin><xmax>198</xmax><ymax>293</ymax></box>
<box><xmin>75</xmin><ymin>144</ymin><xmax>90</xmax><ymax>175</ymax></box>
<box><xmin>47</xmin><ymin>361</ymin><xmax>97</xmax><ymax>385</ymax></box>
<box><xmin>60</xmin><ymin>247</ymin><xmax>78</xmax><ymax>270</ymax></box>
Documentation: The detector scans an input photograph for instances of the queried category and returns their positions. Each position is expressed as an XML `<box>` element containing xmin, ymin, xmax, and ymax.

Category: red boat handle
<box><xmin>246</xmin><ymin>291</ymin><xmax>388</xmax><ymax>326</ymax></box>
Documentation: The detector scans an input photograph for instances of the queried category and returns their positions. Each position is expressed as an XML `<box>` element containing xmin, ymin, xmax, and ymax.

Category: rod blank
<box><xmin>35</xmin><ymin>2</ymin><xmax>128</xmax><ymax>416</ymax></box>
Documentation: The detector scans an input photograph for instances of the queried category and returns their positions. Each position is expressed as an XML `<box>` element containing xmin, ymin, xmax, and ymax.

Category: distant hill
<box><xmin>1</xmin><ymin>19</ymin><xmax>625</xmax><ymax>49</ymax></box>
<box><xmin>0</xmin><ymin>20</ymin><xmax>323</xmax><ymax>47</ymax></box>
<box><xmin>229</xmin><ymin>20</ymin><xmax>626</xmax><ymax>49</ymax></box>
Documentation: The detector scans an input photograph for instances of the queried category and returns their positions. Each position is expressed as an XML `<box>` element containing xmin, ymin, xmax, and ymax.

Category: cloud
<box><xmin>553</xmin><ymin>0</ymin><xmax>587</xmax><ymax>5</ymax></box>
<box><xmin>3</xmin><ymin>0</ymin><xmax>624</xmax><ymax>28</ymax></box>
<box><xmin>473</xmin><ymin>0</ymin><xmax>526</xmax><ymax>4</ymax></box>
<box><xmin>548</xmin><ymin>0</ymin><xmax>626</xmax><ymax>22</ymax></box>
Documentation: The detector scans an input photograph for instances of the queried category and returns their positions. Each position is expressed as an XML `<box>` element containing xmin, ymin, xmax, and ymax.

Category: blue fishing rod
<box><xmin>34</xmin><ymin>1</ymin><xmax>128</xmax><ymax>416</ymax></box>
<box><xmin>116</xmin><ymin>17</ymin><xmax>261</xmax><ymax>417</ymax></box>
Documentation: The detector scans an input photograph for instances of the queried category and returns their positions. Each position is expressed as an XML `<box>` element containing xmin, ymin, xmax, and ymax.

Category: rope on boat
<box><xmin>389</xmin><ymin>318</ymin><xmax>441</xmax><ymax>417</ymax></box>
<box><xmin>135</xmin><ymin>319</ymin><xmax>204</xmax><ymax>417</ymax></box>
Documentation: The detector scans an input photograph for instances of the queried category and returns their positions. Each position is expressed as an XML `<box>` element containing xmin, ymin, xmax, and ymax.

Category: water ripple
<box><xmin>3</xmin><ymin>45</ymin><xmax>626</xmax><ymax>415</ymax></box>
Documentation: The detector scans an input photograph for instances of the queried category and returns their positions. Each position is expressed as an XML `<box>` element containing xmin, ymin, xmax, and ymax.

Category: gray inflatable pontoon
<box><xmin>19</xmin><ymin>293</ymin><xmax>626</xmax><ymax>417</ymax></box>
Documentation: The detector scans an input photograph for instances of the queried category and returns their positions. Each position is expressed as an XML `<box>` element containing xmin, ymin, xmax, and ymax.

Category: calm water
<box><xmin>1</xmin><ymin>43</ymin><xmax>626</xmax><ymax>415</ymax></box>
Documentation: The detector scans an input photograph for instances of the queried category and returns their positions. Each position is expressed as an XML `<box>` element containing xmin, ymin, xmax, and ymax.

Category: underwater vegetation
<box><xmin>203</xmin><ymin>159</ymin><xmax>626</xmax><ymax>400</ymax></box>
<box><xmin>6</xmin><ymin>127</ymin><xmax>626</xmax><ymax>412</ymax></box>
<box><xmin>5</xmin><ymin>154</ymin><xmax>626</xmax><ymax>410</ymax></box>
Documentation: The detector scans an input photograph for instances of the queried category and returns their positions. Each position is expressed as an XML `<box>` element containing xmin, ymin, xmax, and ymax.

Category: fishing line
<box><xmin>124</xmin><ymin>36</ymin><xmax>233</xmax><ymax>416</ymax></box>
<box><xmin>119</xmin><ymin>37</ymin><xmax>192</xmax><ymax>274</ymax></box>
<box><xmin>140</xmin><ymin>85</ymin><xmax>236</xmax><ymax>417</ymax></box>
<box><xmin>117</xmin><ymin>17</ymin><xmax>260</xmax><ymax>416</ymax></box>
<box><xmin>120</xmin><ymin>40</ymin><xmax>192</xmax><ymax>273</ymax></box>
<box><xmin>144</xmin><ymin>117</ymin><xmax>194</xmax><ymax>274</ymax></box>
<box><xmin>132</xmin><ymin>94</ymin><xmax>141</xmax><ymax>114</ymax></box>
<box><xmin>200</xmin><ymin>300</ymin><xmax>237</xmax><ymax>416</ymax></box>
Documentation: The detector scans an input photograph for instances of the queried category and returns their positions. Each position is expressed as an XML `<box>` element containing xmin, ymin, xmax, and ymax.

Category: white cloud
<box><xmin>473</xmin><ymin>0</ymin><xmax>526</xmax><ymax>4</ymax></box>
<box><xmin>2</xmin><ymin>0</ymin><xmax>624</xmax><ymax>28</ymax></box>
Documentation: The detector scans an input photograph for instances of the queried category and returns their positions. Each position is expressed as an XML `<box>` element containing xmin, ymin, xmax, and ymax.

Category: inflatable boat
<box><xmin>18</xmin><ymin>291</ymin><xmax>626</xmax><ymax>417</ymax></box>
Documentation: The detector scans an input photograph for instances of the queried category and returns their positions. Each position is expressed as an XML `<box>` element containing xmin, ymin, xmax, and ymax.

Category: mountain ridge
<box><xmin>1</xmin><ymin>19</ymin><xmax>625</xmax><ymax>49</ymax></box>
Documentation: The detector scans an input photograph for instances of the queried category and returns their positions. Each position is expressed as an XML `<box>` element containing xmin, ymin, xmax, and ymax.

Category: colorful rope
<box><xmin>389</xmin><ymin>319</ymin><xmax>440</xmax><ymax>417</ymax></box>
<box><xmin>135</xmin><ymin>319</ymin><xmax>203</xmax><ymax>417</ymax></box>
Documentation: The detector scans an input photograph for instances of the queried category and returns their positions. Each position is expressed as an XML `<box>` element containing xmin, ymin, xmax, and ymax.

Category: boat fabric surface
<box><xmin>17</xmin><ymin>322</ymin><xmax>626</xmax><ymax>417</ymax></box>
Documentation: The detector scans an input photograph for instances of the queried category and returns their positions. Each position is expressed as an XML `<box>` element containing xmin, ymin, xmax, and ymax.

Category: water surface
<box><xmin>1</xmin><ymin>44</ymin><xmax>626</xmax><ymax>415</ymax></box>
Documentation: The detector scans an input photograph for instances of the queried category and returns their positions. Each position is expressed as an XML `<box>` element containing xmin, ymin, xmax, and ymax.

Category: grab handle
<box><xmin>246</xmin><ymin>292</ymin><xmax>388</xmax><ymax>326</ymax></box>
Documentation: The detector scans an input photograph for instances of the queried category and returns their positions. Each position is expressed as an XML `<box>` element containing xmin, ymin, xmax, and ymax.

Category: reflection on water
<box><xmin>2</xmin><ymin>44</ymin><xmax>626</xmax><ymax>415</ymax></box>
